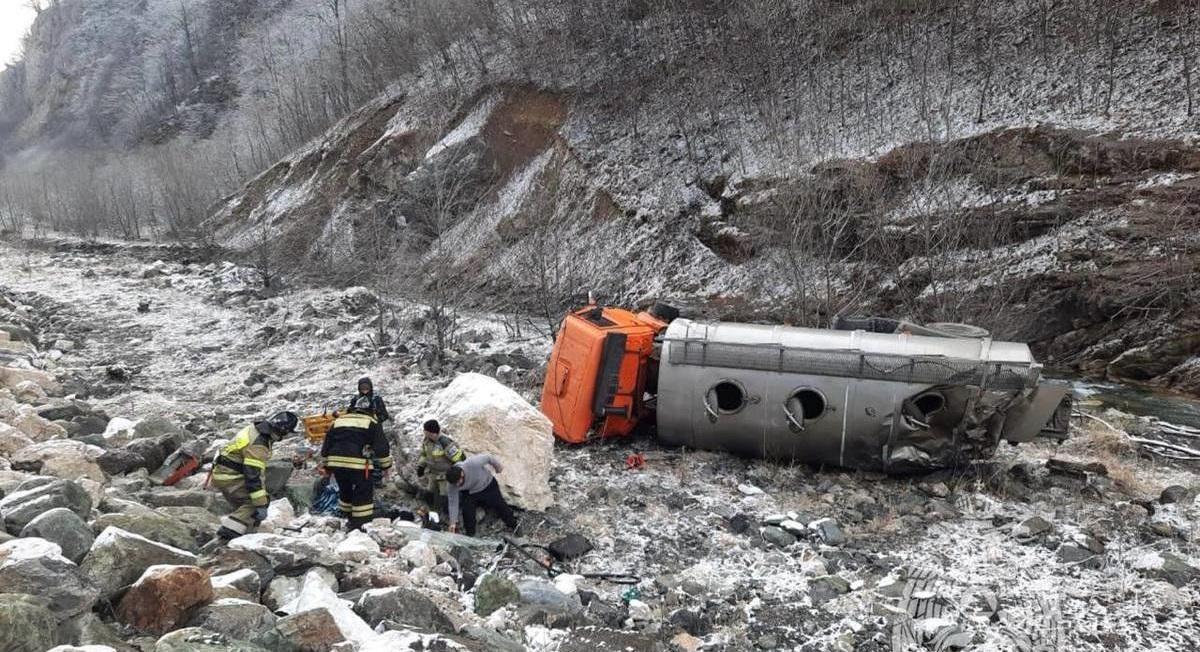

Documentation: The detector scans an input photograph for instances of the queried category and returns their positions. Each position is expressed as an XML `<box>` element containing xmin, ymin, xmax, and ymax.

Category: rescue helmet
<box><xmin>266</xmin><ymin>411</ymin><xmax>298</xmax><ymax>436</ymax></box>
<box><xmin>357</xmin><ymin>377</ymin><xmax>373</xmax><ymax>394</ymax></box>
<box><xmin>423</xmin><ymin>419</ymin><xmax>440</xmax><ymax>434</ymax></box>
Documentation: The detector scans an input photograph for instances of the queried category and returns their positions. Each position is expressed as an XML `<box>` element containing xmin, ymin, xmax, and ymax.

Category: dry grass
<box><xmin>1058</xmin><ymin>418</ymin><xmax>1155</xmax><ymax>497</ymax></box>
<box><xmin>859</xmin><ymin>508</ymin><xmax>900</xmax><ymax>535</ymax></box>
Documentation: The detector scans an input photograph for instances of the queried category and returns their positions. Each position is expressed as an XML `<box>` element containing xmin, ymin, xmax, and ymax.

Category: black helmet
<box><xmin>267</xmin><ymin>411</ymin><xmax>299</xmax><ymax>435</ymax></box>
<box><xmin>357</xmin><ymin>377</ymin><xmax>373</xmax><ymax>394</ymax></box>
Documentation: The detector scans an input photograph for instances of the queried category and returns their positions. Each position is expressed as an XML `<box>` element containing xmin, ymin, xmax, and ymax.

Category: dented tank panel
<box><xmin>655</xmin><ymin>319</ymin><xmax>1062</xmax><ymax>471</ymax></box>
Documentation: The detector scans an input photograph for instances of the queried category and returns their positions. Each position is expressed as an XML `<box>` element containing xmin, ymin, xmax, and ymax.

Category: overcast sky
<box><xmin>0</xmin><ymin>2</ymin><xmax>38</xmax><ymax>70</ymax></box>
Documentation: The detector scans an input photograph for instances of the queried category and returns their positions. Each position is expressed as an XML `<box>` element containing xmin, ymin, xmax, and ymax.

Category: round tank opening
<box><xmin>789</xmin><ymin>388</ymin><xmax>826</xmax><ymax>420</ymax></box>
<box><xmin>912</xmin><ymin>392</ymin><xmax>945</xmax><ymax>416</ymax></box>
<box><xmin>710</xmin><ymin>381</ymin><xmax>746</xmax><ymax>414</ymax></box>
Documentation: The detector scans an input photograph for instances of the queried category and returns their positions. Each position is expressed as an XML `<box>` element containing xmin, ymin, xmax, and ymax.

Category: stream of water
<box><xmin>1074</xmin><ymin>381</ymin><xmax>1200</xmax><ymax>430</ymax></box>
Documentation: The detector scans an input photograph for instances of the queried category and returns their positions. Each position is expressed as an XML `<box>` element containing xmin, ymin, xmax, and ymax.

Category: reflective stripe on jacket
<box><xmin>320</xmin><ymin>413</ymin><xmax>393</xmax><ymax>471</ymax></box>
<box><xmin>418</xmin><ymin>435</ymin><xmax>465</xmax><ymax>474</ymax></box>
<box><xmin>213</xmin><ymin>424</ymin><xmax>272</xmax><ymax>506</ymax></box>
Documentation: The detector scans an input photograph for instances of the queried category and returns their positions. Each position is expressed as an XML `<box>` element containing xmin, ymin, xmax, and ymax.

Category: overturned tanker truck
<box><xmin>540</xmin><ymin>304</ymin><xmax>1072</xmax><ymax>472</ymax></box>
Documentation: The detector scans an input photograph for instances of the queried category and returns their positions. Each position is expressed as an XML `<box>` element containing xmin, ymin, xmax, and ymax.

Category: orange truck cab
<box><xmin>540</xmin><ymin>304</ymin><xmax>675</xmax><ymax>443</ymax></box>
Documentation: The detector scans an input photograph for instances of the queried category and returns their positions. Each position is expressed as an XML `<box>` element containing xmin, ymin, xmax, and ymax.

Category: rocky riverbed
<box><xmin>0</xmin><ymin>239</ymin><xmax>1198</xmax><ymax>652</ymax></box>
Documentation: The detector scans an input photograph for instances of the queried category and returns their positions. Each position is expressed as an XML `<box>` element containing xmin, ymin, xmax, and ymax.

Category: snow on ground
<box><xmin>1</xmin><ymin>239</ymin><xmax>1197</xmax><ymax>650</ymax></box>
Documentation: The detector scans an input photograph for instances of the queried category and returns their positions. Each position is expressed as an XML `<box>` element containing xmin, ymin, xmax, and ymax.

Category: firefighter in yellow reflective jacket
<box><xmin>210</xmin><ymin>411</ymin><xmax>298</xmax><ymax>542</ymax></box>
<box><xmin>416</xmin><ymin>419</ymin><xmax>465</xmax><ymax>509</ymax></box>
<box><xmin>316</xmin><ymin>396</ymin><xmax>393</xmax><ymax>530</ymax></box>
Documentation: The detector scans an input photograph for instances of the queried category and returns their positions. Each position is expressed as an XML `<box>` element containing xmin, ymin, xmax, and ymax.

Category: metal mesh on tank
<box><xmin>666</xmin><ymin>339</ymin><xmax>1036</xmax><ymax>390</ymax></box>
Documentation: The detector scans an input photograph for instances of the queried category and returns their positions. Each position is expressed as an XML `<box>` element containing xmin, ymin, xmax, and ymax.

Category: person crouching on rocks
<box><xmin>317</xmin><ymin>396</ymin><xmax>393</xmax><ymax>531</ymax></box>
<box><xmin>445</xmin><ymin>453</ymin><xmax>519</xmax><ymax>537</ymax></box>
<box><xmin>208</xmin><ymin>411</ymin><xmax>298</xmax><ymax>546</ymax></box>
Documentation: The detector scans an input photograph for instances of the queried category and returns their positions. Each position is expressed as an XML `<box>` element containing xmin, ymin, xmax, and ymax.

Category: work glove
<box><xmin>370</xmin><ymin>468</ymin><xmax>385</xmax><ymax>486</ymax></box>
<box><xmin>416</xmin><ymin>464</ymin><xmax>426</xmax><ymax>478</ymax></box>
<box><xmin>252</xmin><ymin>507</ymin><xmax>269</xmax><ymax>524</ymax></box>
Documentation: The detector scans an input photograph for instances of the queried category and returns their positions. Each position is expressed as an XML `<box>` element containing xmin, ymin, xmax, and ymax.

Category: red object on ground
<box><xmin>625</xmin><ymin>453</ymin><xmax>646</xmax><ymax>470</ymax></box>
<box><xmin>161</xmin><ymin>454</ymin><xmax>199</xmax><ymax>487</ymax></box>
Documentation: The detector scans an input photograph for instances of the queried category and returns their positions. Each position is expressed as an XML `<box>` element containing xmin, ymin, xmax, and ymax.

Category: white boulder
<box><xmin>399</xmin><ymin>540</ymin><xmax>436</xmax><ymax>569</ymax></box>
<box><xmin>336</xmin><ymin>530</ymin><xmax>381</xmax><ymax>563</ymax></box>
<box><xmin>423</xmin><ymin>373</ymin><xmax>554</xmax><ymax>511</ymax></box>
<box><xmin>278</xmin><ymin>569</ymin><xmax>376</xmax><ymax>647</ymax></box>
<box><xmin>101</xmin><ymin>417</ymin><xmax>136</xmax><ymax>442</ymax></box>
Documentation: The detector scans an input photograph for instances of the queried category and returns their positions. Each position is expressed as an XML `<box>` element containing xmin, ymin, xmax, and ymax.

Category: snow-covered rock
<box><xmin>228</xmin><ymin>532</ymin><xmax>340</xmax><ymax>572</ymax></box>
<box><xmin>80</xmin><ymin>527</ymin><xmax>197</xmax><ymax>600</ymax></box>
<box><xmin>277</xmin><ymin>568</ymin><xmax>376</xmax><ymax>647</ymax></box>
<box><xmin>399</xmin><ymin>540</ymin><xmax>436</xmax><ymax>569</ymax></box>
<box><xmin>267</xmin><ymin>567</ymin><xmax>339</xmax><ymax>613</ymax></box>
<box><xmin>336</xmin><ymin>530</ymin><xmax>381</xmax><ymax>563</ymax></box>
<box><xmin>11</xmin><ymin>438</ymin><xmax>106</xmax><ymax>482</ymax></box>
<box><xmin>423</xmin><ymin>373</ymin><xmax>554</xmax><ymax>511</ymax></box>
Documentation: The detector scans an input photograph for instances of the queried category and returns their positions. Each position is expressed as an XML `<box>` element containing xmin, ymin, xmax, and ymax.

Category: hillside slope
<box><xmin>209</xmin><ymin>1</ymin><xmax>1200</xmax><ymax>393</ymax></box>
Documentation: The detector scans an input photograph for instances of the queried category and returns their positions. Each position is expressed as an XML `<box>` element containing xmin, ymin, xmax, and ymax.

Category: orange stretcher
<box><xmin>302</xmin><ymin>413</ymin><xmax>336</xmax><ymax>445</ymax></box>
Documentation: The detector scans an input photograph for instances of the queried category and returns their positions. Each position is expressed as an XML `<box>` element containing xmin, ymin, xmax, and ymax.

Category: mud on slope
<box><xmin>209</xmin><ymin>84</ymin><xmax>1200</xmax><ymax>396</ymax></box>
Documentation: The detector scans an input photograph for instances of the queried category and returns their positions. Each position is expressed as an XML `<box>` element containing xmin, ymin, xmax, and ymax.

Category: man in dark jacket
<box><xmin>349</xmin><ymin>377</ymin><xmax>390</xmax><ymax>423</ymax></box>
<box><xmin>210</xmin><ymin>411</ymin><xmax>298</xmax><ymax>542</ymax></box>
<box><xmin>318</xmin><ymin>396</ymin><xmax>393</xmax><ymax>530</ymax></box>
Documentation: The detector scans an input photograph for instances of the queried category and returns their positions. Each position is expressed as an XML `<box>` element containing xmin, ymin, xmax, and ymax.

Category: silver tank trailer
<box><xmin>656</xmin><ymin>319</ymin><xmax>1069</xmax><ymax>471</ymax></box>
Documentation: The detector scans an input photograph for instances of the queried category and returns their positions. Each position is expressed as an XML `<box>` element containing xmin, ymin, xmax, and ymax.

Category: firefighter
<box><xmin>445</xmin><ymin>453</ymin><xmax>519</xmax><ymax>537</ymax></box>
<box><xmin>349</xmin><ymin>376</ymin><xmax>390</xmax><ymax>423</ymax></box>
<box><xmin>317</xmin><ymin>396</ymin><xmax>393</xmax><ymax>530</ymax></box>
<box><xmin>209</xmin><ymin>411</ymin><xmax>298</xmax><ymax>543</ymax></box>
<box><xmin>416</xmin><ymin>419</ymin><xmax>465</xmax><ymax>510</ymax></box>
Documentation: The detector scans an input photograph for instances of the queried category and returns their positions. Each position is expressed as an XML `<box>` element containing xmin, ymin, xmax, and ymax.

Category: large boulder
<box><xmin>10</xmin><ymin>439</ymin><xmax>106</xmax><ymax>482</ymax></box>
<box><xmin>81</xmin><ymin>527</ymin><xmax>197</xmax><ymax>600</ymax></box>
<box><xmin>154</xmin><ymin>506</ymin><xmax>222</xmax><ymax>543</ymax></box>
<box><xmin>188</xmin><ymin>598</ymin><xmax>276</xmax><ymax>641</ymax></box>
<box><xmin>0</xmin><ymin>547</ymin><xmax>100</xmax><ymax>618</ymax></box>
<box><xmin>353</xmin><ymin>586</ymin><xmax>455</xmax><ymax>632</ymax></box>
<box><xmin>474</xmin><ymin>573</ymin><xmax>519</xmax><ymax>616</ymax></box>
<box><xmin>8</xmin><ymin>405</ymin><xmax>69</xmax><ymax>441</ymax></box>
<box><xmin>117</xmin><ymin>565</ymin><xmax>214</xmax><ymax>635</ymax></box>
<box><xmin>0</xmin><ymin>478</ymin><xmax>92</xmax><ymax>534</ymax></box>
<box><xmin>1132</xmin><ymin>551</ymin><xmax>1199</xmax><ymax>587</ymax></box>
<box><xmin>0</xmin><ymin>422</ymin><xmax>34</xmax><ymax>457</ymax></box>
<box><xmin>97</xmin><ymin>436</ymin><xmax>178</xmax><ymax>476</ymax></box>
<box><xmin>153</xmin><ymin>627</ymin><xmax>271</xmax><ymax>652</ymax></box>
<box><xmin>0</xmin><ymin>366</ymin><xmax>61</xmax><ymax>394</ymax></box>
<box><xmin>273</xmin><ymin>571</ymin><xmax>374</xmax><ymax>648</ymax></box>
<box><xmin>423</xmin><ymin>372</ymin><xmax>554</xmax><ymax>511</ymax></box>
<box><xmin>200</xmin><ymin>548</ymin><xmax>276</xmax><ymax>591</ymax></box>
<box><xmin>265</xmin><ymin>568</ymin><xmax>338</xmax><ymax>612</ymax></box>
<box><xmin>91</xmin><ymin>512</ymin><xmax>198</xmax><ymax>552</ymax></box>
<box><xmin>209</xmin><ymin>569</ymin><xmax>261</xmax><ymax>601</ymax></box>
<box><xmin>268</xmin><ymin>608</ymin><xmax>347</xmax><ymax>652</ymax></box>
<box><xmin>0</xmin><ymin>593</ymin><xmax>63</xmax><ymax>651</ymax></box>
<box><xmin>132</xmin><ymin>416</ymin><xmax>188</xmax><ymax>443</ymax></box>
<box><xmin>228</xmin><ymin>533</ymin><xmax>340</xmax><ymax>573</ymax></box>
<box><xmin>20</xmin><ymin>507</ymin><xmax>95</xmax><ymax>562</ymax></box>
